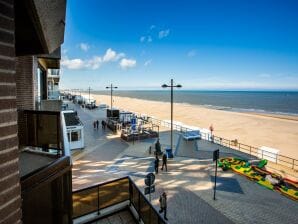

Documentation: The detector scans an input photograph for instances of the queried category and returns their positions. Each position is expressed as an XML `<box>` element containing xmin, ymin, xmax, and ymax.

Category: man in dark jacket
<box><xmin>96</xmin><ymin>120</ymin><xmax>99</xmax><ymax>130</ymax></box>
<box><xmin>159</xmin><ymin>192</ymin><xmax>168</xmax><ymax>220</ymax></box>
<box><xmin>154</xmin><ymin>155</ymin><xmax>159</xmax><ymax>174</ymax></box>
<box><xmin>161</xmin><ymin>153</ymin><xmax>167</xmax><ymax>172</ymax></box>
<box><xmin>155</xmin><ymin>139</ymin><xmax>161</xmax><ymax>155</ymax></box>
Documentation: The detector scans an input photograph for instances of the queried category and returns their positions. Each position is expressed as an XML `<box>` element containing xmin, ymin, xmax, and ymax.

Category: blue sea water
<box><xmin>92</xmin><ymin>90</ymin><xmax>298</xmax><ymax>115</ymax></box>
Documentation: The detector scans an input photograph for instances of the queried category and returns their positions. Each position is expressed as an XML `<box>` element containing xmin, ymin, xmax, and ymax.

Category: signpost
<box><xmin>144</xmin><ymin>173</ymin><xmax>155</xmax><ymax>201</ymax></box>
<box><xmin>213</xmin><ymin>149</ymin><xmax>219</xmax><ymax>200</ymax></box>
<box><xmin>145</xmin><ymin>185</ymin><xmax>155</xmax><ymax>195</ymax></box>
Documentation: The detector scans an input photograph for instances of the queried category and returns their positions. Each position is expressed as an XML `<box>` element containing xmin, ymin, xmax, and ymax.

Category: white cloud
<box><xmin>62</xmin><ymin>48</ymin><xmax>135</xmax><ymax>70</ymax></box>
<box><xmin>79</xmin><ymin>43</ymin><xmax>90</xmax><ymax>52</ymax></box>
<box><xmin>61</xmin><ymin>57</ymin><xmax>85</xmax><ymax>70</ymax></box>
<box><xmin>140</xmin><ymin>36</ymin><xmax>152</xmax><ymax>43</ymax></box>
<box><xmin>61</xmin><ymin>56</ymin><xmax>102</xmax><ymax>70</ymax></box>
<box><xmin>85</xmin><ymin>56</ymin><xmax>102</xmax><ymax>69</ymax></box>
<box><xmin>119</xmin><ymin>58</ymin><xmax>136</xmax><ymax>69</ymax></box>
<box><xmin>140</xmin><ymin>36</ymin><xmax>146</xmax><ymax>42</ymax></box>
<box><xmin>103</xmin><ymin>48</ymin><xmax>125</xmax><ymax>62</ymax></box>
<box><xmin>187</xmin><ymin>49</ymin><xmax>197</xmax><ymax>57</ymax></box>
<box><xmin>158</xmin><ymin>29</ymin><xmax>170</xmax><ymax>39</ymax></box>
<box><xmin>144</xmin><ymin>59</ymin><xmax>152</xmax><ymax>66</ymax></box>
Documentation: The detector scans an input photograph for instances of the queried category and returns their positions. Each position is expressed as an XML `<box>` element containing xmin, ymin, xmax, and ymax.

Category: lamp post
<box><xmin>106</xmin><ymin>84</ymin><xmax>118</xmax><ymax>118</ymax></box>
<box><xmin>87</xmin><ymin>87</ymin><xmax>92</xmax><ymax>105</ymax></box>
<box><xmin>162</xmin><ymin>79</ymin><xmax>182</xmax><ymax>157</ymax></box>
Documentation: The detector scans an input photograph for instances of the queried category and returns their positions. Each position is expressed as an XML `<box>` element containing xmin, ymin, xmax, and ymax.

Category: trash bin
<box><xmin>166</xmin><ymin>148</ymin><xmax>174</xmax><ymax>158</ymax></box>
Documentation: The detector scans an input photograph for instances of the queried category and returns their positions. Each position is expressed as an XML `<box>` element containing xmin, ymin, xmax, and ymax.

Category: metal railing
<box><xmin>148</xmin><ymin>117</ymin><xmax>298</xmax><ymax>170</ymax></box>
<box><xmin>72</xmin><ymin>176</ymin><xmax>166</xmax><ymax>224</ymax></box>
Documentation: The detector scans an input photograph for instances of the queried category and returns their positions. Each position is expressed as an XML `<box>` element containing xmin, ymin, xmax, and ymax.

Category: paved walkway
<box><xmin>69</xmin><ymin>100</ymin><xmax>298</xmax><ymax>224</ymax></box>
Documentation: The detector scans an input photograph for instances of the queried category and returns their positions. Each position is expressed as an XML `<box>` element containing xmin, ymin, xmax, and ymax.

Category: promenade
<box><xmin>70</xmin><ymin>101</ymin><xmax>298</xmax><ymax>224</ymax></box>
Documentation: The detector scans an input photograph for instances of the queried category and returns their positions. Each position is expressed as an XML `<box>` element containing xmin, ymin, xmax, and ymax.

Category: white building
<box><xmin>62</xmin><ymin>110</ymin><xmax>84</xmax><ymax>150</ymax></box>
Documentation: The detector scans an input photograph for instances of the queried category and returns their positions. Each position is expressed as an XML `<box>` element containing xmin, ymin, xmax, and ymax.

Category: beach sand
<box><xmin>92</xmin><ymin>94</ymin><xmax>298</xmax><ymax>159</ymax></box>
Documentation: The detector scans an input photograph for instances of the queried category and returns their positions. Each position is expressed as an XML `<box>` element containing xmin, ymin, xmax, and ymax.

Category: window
<box><xmin>71</xmin><ymin>131</ymin><xmax>81</xmax><ymax>142</ymax></box>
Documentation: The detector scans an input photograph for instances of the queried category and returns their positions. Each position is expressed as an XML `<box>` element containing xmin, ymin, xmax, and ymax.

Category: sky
<box><xmin>60</xmin><ymin>0</ymin><xmax>298</xmax><ymax>90</ymax></box>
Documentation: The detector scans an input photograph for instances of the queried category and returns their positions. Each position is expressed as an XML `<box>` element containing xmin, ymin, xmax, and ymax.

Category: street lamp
<box><xmin>162</xmin><ymin>79</ymin><xmax>182</xmax><ymax>158</ymax></box>
<box><xmin>87</xmin><ymin>87</ymin><xmax>92</xmax><ymax>105</ymax></box>
<box><xmin>106</xmin><ymin>84</ymin><xmax>118</xmax><ymax>118</ymax></box>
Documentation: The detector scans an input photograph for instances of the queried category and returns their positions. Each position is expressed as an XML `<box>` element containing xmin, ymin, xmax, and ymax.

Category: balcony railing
<box><xmin>147</xmin><ymin>117</ymin><xmax>298</xmax><ymax>171</ymax></box>
<box><xmin>18</xmin><ymin>110</ymin><xmax>64</xmax><ymax>156</ymax></box>
<box><xmin>48</xmin><ymin>68</ymin><xmax>60</xmax><ymax>77</ymax></box>
<box><xmin>72</xmin><ymin>176</ymin><xmax>166</xmax><ymax>224</ymax></box>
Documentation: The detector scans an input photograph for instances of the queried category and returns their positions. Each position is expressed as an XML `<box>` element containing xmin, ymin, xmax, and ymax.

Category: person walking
<box><xmin>154</xmin><ymin>155</ymin><xmax>160</xmax><ymax>174</ymax></box>
<box><xmin>159</xmin><ymin>192</ymin><xmax>168</xmax><ymax>221</ymax></box>
<box><xmin>161</xmin><ymin>153</ymin><xmax>167</xmax><ymax>172</ymax></box>
<box><xmin>93</xmin><ymin>121</ymin><xmax>96</xmax><ymax>129</ymax></box>
<box><xmin>96</xmin><ymin>120</ymin><xmax>99</xmax><ymax>130</ymax></box>
<box><xmin>155</xmin><ymin>139</ymin><xmax>161</xmax><ymax>155</ymax></box>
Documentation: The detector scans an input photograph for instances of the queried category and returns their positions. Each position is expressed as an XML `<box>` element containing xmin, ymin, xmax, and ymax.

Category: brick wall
<box><xmin>16</xmin><ymin>56</ymin><xmax>37</xmax><ymax>145</ymax></box>
<box><xmin>16</xmin><ymin>56</ymin><xmax>36</xmax><ymax>110</ymax></box>
<box><xmin>0</xmin><ymin>0</ymin><xmax>22</xmax><ymax>223</ymax></box>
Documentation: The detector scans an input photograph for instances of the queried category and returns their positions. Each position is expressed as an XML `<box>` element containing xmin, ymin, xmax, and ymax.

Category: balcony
<box><xmin>48</xmin><ymin>68</ymin><xmax>60</xmax><ymax>78</ymax></box>
<box><xmin>73</xmin><ymin>176</ymin><xmax>166</xmax><ymax>224</ymax></box>
<box><xmin>18</xmin><ymin>110</ymin><xmax>72</xmax><ymax>224</ymax></box>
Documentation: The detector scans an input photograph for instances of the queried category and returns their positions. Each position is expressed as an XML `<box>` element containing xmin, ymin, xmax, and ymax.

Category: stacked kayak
<box><xmin>218</xmin><ymin>157</ymin><xmax>298</xmax><ymax>201</ymax></box>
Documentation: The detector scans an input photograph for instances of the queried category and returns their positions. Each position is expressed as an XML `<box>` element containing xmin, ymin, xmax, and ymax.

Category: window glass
<box><xmin>71</xmin><ymin>131</ymin><xmax>80</xmax><ymax>142</ymax></box>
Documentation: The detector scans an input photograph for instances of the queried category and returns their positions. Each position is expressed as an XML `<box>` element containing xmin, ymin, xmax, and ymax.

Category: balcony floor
<box><xmin>91</xmin><ymin>210</ymin><xmax>136</xmax><ymax>224</ymax></box>
<box><xmin>19</xmin><ymin>150</ymin><xmax>56</xmax><ymax>178</ymax></box>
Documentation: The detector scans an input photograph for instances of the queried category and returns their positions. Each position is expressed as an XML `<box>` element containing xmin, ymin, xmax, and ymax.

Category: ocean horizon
<box><xmin>88</xmin><ymin>90</ymin><xmax>298</xmax><ymax>116</ymax></box>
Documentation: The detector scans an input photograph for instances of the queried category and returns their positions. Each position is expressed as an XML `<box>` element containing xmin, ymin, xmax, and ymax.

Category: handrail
<box><xmin>148</xmin><ymin>116</ymin><xmax>298</xmax><ymax>170</ymax></box>
<box><xmin>129</xmin><ymin>177</ymin><xmax>166</xmax><ymax>223</ymax></box>
<box><xmin>72</xmin><ymin>176</ymin><xmax>166</xmax><ymax>224</ymax></box>
<box><xmin>73</xmin><ymin>176</ymin><xmax>129</xmax><ymax>194</ymax></box>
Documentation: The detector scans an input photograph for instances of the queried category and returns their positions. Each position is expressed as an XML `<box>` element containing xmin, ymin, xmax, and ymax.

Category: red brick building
<box><xmin>0</xmin><ymin>1</ymin><xmax>70</xmax><ymax>223</ymax></box>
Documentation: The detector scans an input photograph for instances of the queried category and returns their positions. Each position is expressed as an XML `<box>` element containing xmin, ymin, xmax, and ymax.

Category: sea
<box><xmin>92</xmin><ymin>90</ymin><xmax>298</xmax><ymax>116</ymax></box>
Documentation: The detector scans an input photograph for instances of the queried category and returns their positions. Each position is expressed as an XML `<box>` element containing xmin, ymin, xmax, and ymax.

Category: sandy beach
<box><xmin>92</xmin><ymin>94</ymin><xmax>298</xmax><ymax>159</ymax></box>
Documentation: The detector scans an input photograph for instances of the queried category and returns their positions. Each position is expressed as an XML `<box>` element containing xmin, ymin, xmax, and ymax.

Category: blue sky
<box><xmin>60</xmin><ymin>0</ymin><xmax>298</xmax><ymax>90</ymax></box>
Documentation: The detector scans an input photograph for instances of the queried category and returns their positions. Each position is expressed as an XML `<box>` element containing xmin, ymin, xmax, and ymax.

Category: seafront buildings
<box><xmin>0</xmin><ymin>0</ymin><xmax>71</xmax><ymax>223</ymax></box>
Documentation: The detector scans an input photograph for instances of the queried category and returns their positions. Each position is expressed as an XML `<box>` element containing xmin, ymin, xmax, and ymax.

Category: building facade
<box><xmin>0</xmin><ymin>1</ymin><xmax>69</xmax><ymax>223</ymax></box>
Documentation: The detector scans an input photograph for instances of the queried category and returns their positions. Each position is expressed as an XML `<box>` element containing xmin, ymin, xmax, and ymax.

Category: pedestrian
<box><xmin>101</xmin><ymin>120</ymin><xmax>104</xmax><ymax>129</ymax></box>
<box><xmin>93</xmin><ymin>121</ymin><xmax>96</xmax><ymax>129</ymax></box>
<box><xmin>154</xmin><ymin>155</ymin><xmax>159</xmax><ymax>174</ymax></box>
<box><xmin>161</xmin><ymin>153</ymin><xmax>167</xmax><ymax>172</ymax></box>
<box><xmin>96</xmin><ymin>120</ymin><xmax>99</xmax><ymax>130</ymax></box>
<box><xmin>159</xmin><ymin>192</ymin><xmax>168</xmax><ymax>221</ymax></box>
<box><xmin>155</xmin><ymin>138</ymin><xmax>161</xmax><ymax>155</ymax></box>
<box><xmin>103</xmin><ymin>121</ymin><xmax>106</xmax><ymax>130</ymax></box>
